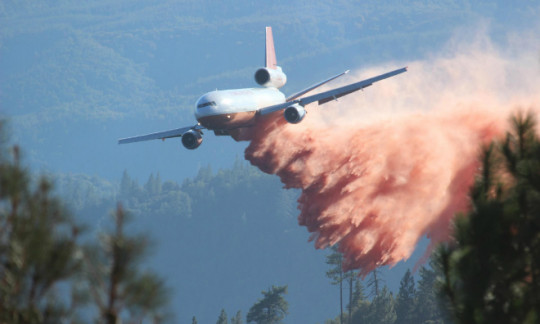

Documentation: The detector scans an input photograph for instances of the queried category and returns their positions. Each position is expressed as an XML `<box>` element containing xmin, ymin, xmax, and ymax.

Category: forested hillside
<box><xmin>55</xmin><ymin>160</ymin><xmax>331</xmax><ymax>322</ymax></box>
<box><xmin>51</xmin><ymin>160</ymin><xmax>432</xmax><ymax>323</ymax></box>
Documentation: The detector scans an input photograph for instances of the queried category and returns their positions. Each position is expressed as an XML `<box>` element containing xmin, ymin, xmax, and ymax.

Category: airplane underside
<box><xmin>197</xmin><ymin>110</ymin><xmax>258</xmax><ymax>133</ymax></box>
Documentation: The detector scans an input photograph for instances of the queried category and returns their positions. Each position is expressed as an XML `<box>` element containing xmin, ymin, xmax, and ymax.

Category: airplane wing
<box><xmin>259</xmin><ymin>67</ymin><xmax>407</xmax><ymax>116</ymax></box>
<box><xmin>118</xmin><ymin>124</ymin><xmax>204</xmax><ymax>144</ymax></box>
<box><xmin>286</xmin><ymin>70</ymin><xmax>349</xmax><ymax>102</ymax></box>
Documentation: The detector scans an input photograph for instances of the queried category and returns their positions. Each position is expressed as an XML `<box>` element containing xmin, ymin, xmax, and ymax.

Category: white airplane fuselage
<box><xmin>194</xmin><ymin>87</ymin><xmax>285</xmax><ymax>131</ymax></box>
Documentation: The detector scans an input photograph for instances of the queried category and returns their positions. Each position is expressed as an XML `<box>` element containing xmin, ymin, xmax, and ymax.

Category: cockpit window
<box><xmin>197</xmin><ymin>101</ymin><xmax>216</xmax><ymax>109</ymax></box>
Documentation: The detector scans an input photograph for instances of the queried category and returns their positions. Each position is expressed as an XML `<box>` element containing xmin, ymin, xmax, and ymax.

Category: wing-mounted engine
<box><xmin>181</xmin><ymin>129</ymin><xmax>203</xmax><ymax>149</ymax></box>
<box><xmin>254</xmin><ymin>67</ymin><xmax>287</xmax><ymax>88</ymax></box>
<box><xmin>284</xmin><ymin>103</ymin><xmax>306</xmax><ymax>124</ymax></box>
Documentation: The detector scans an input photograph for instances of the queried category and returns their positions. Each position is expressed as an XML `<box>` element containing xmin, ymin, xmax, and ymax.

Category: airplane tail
<box><xmin>255</xmin><ymin>26</ymin><xmax>286</xmax><ymax>88</ymax></box>
<box><xmin>265</xmin><ymin>26</ymin><xmax>277</xmax><ymax>70</ymax></box>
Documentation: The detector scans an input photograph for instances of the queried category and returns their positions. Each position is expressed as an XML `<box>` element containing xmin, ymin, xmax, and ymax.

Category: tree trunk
<box><xmin>340</xmin><ymin>268</ymin><xmax>343</xmax><ymax>324</ymax></box>
<box><xmin>374</xmin><ymin>270</ymin><xmax>379</xmax><ymax>297</ymax></box>
<box><xmin>348</xmin><ymin>275</ymin><xmax>353</xmax><ymax>324</ymax></box>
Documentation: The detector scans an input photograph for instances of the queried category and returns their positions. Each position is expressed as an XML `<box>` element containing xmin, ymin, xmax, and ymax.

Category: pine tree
<box><xmin>119</xmin><ymin>170</ymin><xmax>136</xmax><ymax>199</ymax></box>
<box><xmin>82</xmin><ymin>205</ymin><xmax>171</xmax><ymax>323</ymax></box>
<box><xmin>231</xmin><ymin>310</ymin><xmax>243</xmax><ymax>324</ymax></box>
<box><xmin>364</xmin><ymin>286</ymin><xmax>396</xmax><ymax>324</ymax></box>
<box><xmin>155</xmin><ymin>172</ymin><xmax>162</xmax><ymax>194</ymax></box>
<box><xmin>326</xmin><ymin>246</ymin><xmax>344</xmax><ymax>323</ymax></box>
<box><xmin>144</xmin><ymin>174</ymin><xmax>156</xmax><ymax>195</ymax></box>
<box><xmin>350</xmin><ymin>279</ymin><xmax>370</xmax><ymax>324</ymax></box>
<box><xmin>395</xmin><ymin>269</ymin><xmax>416</xmax><ymax>324</ymax></box>
<box><xmin>351</xmin><ymin>278</ymin><xmax>367</xmax><ymax>309</ymax></box>
<box><xmin>217</xmin><ymin>308</ymin><xmax>229</xmax><ymax>324</ymax></box>
<box><xmin>344</xmin><ymin>270</ymin><xmax>358</xmax><ymax>324</ymax></box>
<box><xmin>437</xmin><ymin>112</ymin><xmax>540</xmax><ymax>323</ymax></box>
<box><xmin>0</xmin><ymin>142</ymin><xmax>82</xmax><ymax>323</ymax></box>
<box><xmin>247</xmin><ymin>285</ymin><xmax>288</xmax><ymax>324</ymax></box>
<box><xmin>366</xmin><ymin>268</ymin><xmax>384</xmax><ymax>298</ymax></box>
<box><xmin>0</xmin><ymin>122</ymin><xmax>173</xmax><ymax>322</ymax></box>
<box><xmin>144</xmin><ymin>173</ymin><xmax>162</xmax><ymax>196</ymax></box>
<box><xmin>415</xmin><ymin>265</ymin><xmax>442</xmax><ymax>324</ymax></box>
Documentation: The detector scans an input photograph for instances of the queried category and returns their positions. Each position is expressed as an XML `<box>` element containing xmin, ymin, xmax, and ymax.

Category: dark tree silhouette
<box><xmin>247</xmin><ymin>285</ymin><xmax>288</xmax><ymax>324</ymax></box>
<box><xmin>437</xmin><ymin>112</ymin><xmax>540</xmax><ymax>323</ymax></box>
<box><xmin>82</xmin><ymin>205</ymin><xmax>171</xmax><ymax>323</ymax></box>
<box><xmin>395</xmin><ymin>269</ymin><xmax>416</xmax><ymax>324</ymax></box>
<box><xmin>326</xmin><ymin>246</ymin><xmax>344</xmax><ymax>323</ymax></box>
<box><xmin>0</xmin><ymin>136</ymin><xmax>82</xmax><ymax>323</ymax></box>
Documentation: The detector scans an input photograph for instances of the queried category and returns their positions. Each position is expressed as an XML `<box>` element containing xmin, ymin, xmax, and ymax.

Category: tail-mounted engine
<box><xmin>181</xmin><ymin>129</ymin><xmax>203</xmax><ymax>150</ymax></box>
<box><xmin>284</xmin><ymin>104</ymin><xmax>306</xmax><ymax>124</ymax></box>
<box><xmin>254</xmin><ymin>67</ymin><xmax>287</xmax><ymax>88</ymax></box>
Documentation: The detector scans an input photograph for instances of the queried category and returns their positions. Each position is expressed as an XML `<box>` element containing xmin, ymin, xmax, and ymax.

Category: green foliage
<box><xmin>217</xmin><ymin>308</ymin><xmax>229</xmax><ymax>324</ymax></box>
<box><xmin>113</xmin><ymin>161</ymin><xmax>281</xmax><ymax>221</ymax></box>
<box><xmin>325</xmin><ymin>245</ymin><xmax>363</xmax><ymax>324</ymax></box>
<box><xmin>395</xmin><ymin>269</ymin><xmax>416</xmax><ymax>324</ymax></box>
<box><xmin>415</xmin><ymin>265</ymin><xmax>443</xmax><ymax>324</ymax></box>
<box><xmin>118</xmin><ymin>170</ymin><xmax>192</xmax><ymax>218</ymax></box>
<box><xmin>81</xmin><ymin>205</ymin><xmax>171</xmax><ymax>323</ymax></box>
<box><xmin>366</xmin><ymin>268</ymin><xmax>384</xmax><ymax>298</ymax></box>
<box><xmin>349</xmin><ymin>285</ymin><xmax>397</xmax><ymax>324</ymax></box>
<box><xmin>334</xmin><ymin>264</ymin><xmax>450</xmax><ymax>324</ymax></box>
<box><xmin>348</xmin><ymin>278</ymin><xmax>369</xmax><ymax>324</ymax></box>
<box><xmin>0</xmin><ymin>142</ymin><xmax>82</xmax><ymax>323</ymax></box>
<box><xmin>326</xmin><ymin>246</ymin><xmax>344</xmax><ymax>286</ymax></box>
<box><xmin>53</xmin><ymin>172</ymin><xmax>117</xmax><ymax>211</ymax></box>
<box><xmin>437</xmin><ymin>111</ymin><xmax>540</xmax><ymax>323</ymax></box>
<box><xmin>344</xmin><ymin>271</ymin><xmax>359</xmax><ymax>324</ymax></box>
<box><xmin>350</xmin><ymin>278</ymin><xmax>368</xmax><ymax>312</ymax></box>
<box><xmin>124</xmin><ymin>271</ymin><xmax>170</xmax><ymax>320</ymax></box>
<box><xmin>231</xmin><ymin>310</ymin><xmax>243</xmax><ymax>324</ymax></box>
<box><xmin>364</xmin><ymin>286</ymin><xmax>396</xmax><ymax>324</ymax></box>
<box><xmin>326</xmin><ymin>246</ymin><xmax>344</xmax><ymax>323</ymax></box>
<box><xmin>37</xmin><ymin>159</ymin><xmax>296</xmax><ymax>323</ymax></box>
<box><xmin>247</xmin><ymin>285</ymin><xmax>289</xmax><ymax>324</ymax></box>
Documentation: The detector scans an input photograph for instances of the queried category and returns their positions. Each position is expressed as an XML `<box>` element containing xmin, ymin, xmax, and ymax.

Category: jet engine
<box><xmin>284</xmin><ymin>104</ymin><xmax>306</xmax><ymax>124</ymax></box>
<box><xmin>254</xmin><ymin>67</ymin><xmax>287</xmax><ymax>88</ymax></box>
<box><xmin>181</xmin><ymin>130</ymin><xmax>203</xmax><ymax>150</ymax></box>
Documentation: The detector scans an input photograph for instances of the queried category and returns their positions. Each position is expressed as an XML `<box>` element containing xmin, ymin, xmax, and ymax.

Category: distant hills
<box><xmin>55</xmin><ymin>159</ymin><xmax>428</xmax><ymax>323</ymax></box>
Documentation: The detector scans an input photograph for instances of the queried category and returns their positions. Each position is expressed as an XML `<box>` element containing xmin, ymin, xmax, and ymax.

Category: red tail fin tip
<box><xmin>265</xmin><ymin>26</ymin><xmax>277</xmax><ymax>70</ymax></box>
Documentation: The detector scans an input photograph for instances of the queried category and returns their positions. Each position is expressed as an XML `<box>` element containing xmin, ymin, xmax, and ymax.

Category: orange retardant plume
<box><xmin>236</xmin><ymin>30</ymin><xmax>540</xmax><ymax>275</ymax></box>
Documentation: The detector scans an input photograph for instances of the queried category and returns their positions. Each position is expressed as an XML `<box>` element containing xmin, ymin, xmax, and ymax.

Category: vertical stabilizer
<box><xmin>255</xmin><ymin>26</ymin><xmax>286</xmax><ymax>88</ymax></box>
<box><xmin>265</xmin><ymin>26</ymin><xmax>277</xmax><ymax>70</ymax></box>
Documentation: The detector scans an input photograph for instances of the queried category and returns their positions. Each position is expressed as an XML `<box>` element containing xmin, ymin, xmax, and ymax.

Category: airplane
<box><xmin>118</xmin><ymin>27</ymin><xmax>407</xmax><ymax>149</ymax></box>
